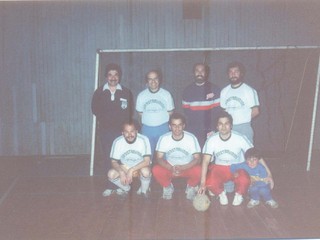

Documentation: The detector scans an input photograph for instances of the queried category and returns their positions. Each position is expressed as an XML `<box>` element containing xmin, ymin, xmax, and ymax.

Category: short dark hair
<box><xmin>145</xmin><ymin>69</ymin><xmax>162</xmax><ymax>83</ymax></box>
<box><xmin>227</xmin><ymin>61</ymin><xmax>246</xmax><ymax>76</ymax></box>
<box><xmin>216</xmin><ymin>111</ymin><xmax>233</xmax><ymax>127</ymax></box>
<box><xmin>169</xmin><ymin>112</ymin><xmax>186</xmax><ymax>125</ymax></box>
<box><xmin>193</xmin><ymin>63</ymin><xmax>210</xmax><ymax>75</ymax></box>
<box><xmin>245</xmin><ymin>147</ymin><xmax>261</xmax><ymax>160</ymax></box>
<box><xmin>105</xmin><ymin>63</ymin><xmax>122</xmax><ymax>79</ymax></box>
<box><xmin>122</xmin><ymin>119</ymin><xmax>140</xmax><ymax>131</ymax></box>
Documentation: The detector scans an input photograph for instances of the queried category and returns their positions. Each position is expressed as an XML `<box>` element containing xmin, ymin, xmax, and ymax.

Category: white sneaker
<box><xmin>136</xmin><ymin>186</ymin><xmax>142</xmax><ymax>195</ymax></box>
<box><xmin>185</xmin><ymin>185</ymin><xmax>198</xmax><ymax>200</ymax></box>
<box><xmin>116</xmin><ymin>188</ymin><xmax>128</xmax><ymax>197</ymax></box>
<box><xmin>232</xmin><ymin>193</ymin><xmax>243</xmax><ymax>206</ymax></box>
<box><xmin>162</xmin><ymin>183</ymin><xmax>174</xmax><ymax>200</ymax></box>
<box><xmin>219</xmin><ymin>191</ymin><xmax>228</xmax><ymax>205</ymax></box>
<box><xmin>136</xmin><ymin>186</ymin><xmax>151</xmax><ymax>195</ymax></box>
<box><xmin>102</xmin><ymin>189</ymin><xmax>114</xmax><ymax>197</ymax></box>
<box><xmin>266</xmin><ymin>199</ymin><xmax>279</xmax><ymax>208</ymax></box>
<box><xmin>208</xmin><ymin>190</ymin><xmax>215</xmax><ymax>197</ymax></box>
<box><xmin>247</xmin><ymin>199</ymin><xmax>260</xmax><ymax>208</ymax></box>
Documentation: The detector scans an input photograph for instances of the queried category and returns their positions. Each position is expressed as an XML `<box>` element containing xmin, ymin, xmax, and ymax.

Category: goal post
<box><xmin>90</xmin><ymin>46</ymin><xmax>320</xmax><ymax>176</ymax></box>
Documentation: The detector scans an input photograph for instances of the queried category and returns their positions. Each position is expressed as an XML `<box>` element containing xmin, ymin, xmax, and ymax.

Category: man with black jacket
<box><xmin>91</xmin><ymin>63</ymin><xmax>134</xmax><ymax>177</ymax></box>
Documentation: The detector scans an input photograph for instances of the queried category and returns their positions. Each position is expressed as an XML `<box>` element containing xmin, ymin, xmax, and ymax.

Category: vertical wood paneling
<box><xmin>0</xmin><ymin>1</ymin><xmax>319</xmax><ymax>156</ymax></box>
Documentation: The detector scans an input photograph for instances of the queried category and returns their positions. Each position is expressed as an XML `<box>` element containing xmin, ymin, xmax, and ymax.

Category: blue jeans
<box><xmin>249</xmin><ymin>184</ymin><xmax>272</xmax><ymax>201</ymax></box>
<box><xmin>141</xmin><ymin>122</ymin><xmax>169</xmax><ymax>156</ymax></box>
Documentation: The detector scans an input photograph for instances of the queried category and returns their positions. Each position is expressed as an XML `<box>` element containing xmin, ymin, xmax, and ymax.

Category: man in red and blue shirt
<box><xmin>182</xmin><ymin>63</ymin><xmax>221</xmax><ymax>147</ymax></box>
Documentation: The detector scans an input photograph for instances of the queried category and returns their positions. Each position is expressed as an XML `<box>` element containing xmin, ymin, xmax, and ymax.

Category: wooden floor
<box><xmin>1</xmin><ymin>154</ymin><xmax>320</xmax><ymax>240</ymax></box>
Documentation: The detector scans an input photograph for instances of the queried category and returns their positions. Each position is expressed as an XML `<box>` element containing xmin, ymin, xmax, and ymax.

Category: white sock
<box><xmin>109</xmin><ymin>178</ymin><xmax>131</xmax><ymax>192</ymax></box>
<box><xmin>140</xmin><ymin>175</ymin><xmax>151</xmax><ymax>194</ymax></box>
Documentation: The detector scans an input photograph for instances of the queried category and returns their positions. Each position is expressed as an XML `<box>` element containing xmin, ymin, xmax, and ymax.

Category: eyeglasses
<box><xmin>147</xmin><ymin>78</ymin><xmax>159</xmax><ymax>81</ymax></box>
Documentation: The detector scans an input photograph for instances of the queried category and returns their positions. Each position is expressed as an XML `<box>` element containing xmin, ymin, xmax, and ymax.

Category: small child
<box><xmin>230</xmin><ymin>147</ymin><xmax>279</xmax><ymax>209</ymax></box>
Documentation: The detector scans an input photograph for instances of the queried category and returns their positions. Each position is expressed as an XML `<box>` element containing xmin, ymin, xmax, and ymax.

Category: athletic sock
<box><xmin>109</xmin><ymin>178</ymin><xmax>131</xmax><ymax>192</ymax></box>
<box><xmin>140</xmin><ymin>175</ymin><xmax>151</xmax><ymax>194</ymax></box>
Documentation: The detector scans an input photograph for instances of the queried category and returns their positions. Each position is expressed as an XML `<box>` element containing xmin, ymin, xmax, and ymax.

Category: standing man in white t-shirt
<box><xmin>103</xmin><ymin>120</ymin><xmax>152</xmax><ymax>198</ymax></box>
<box><xmin>220</xmin><ymin>62</ymin><xmax>260</xmax><ymax>143</ymax></box>
<box><xmin>152</xmin><ymin>112</ymin><xmax>202</xmax><ymax>200</ymax></box>
<box><xmin>136</xmin><ymin>69</ymin><xmax>175</xmax><ymax>155</ymax></box>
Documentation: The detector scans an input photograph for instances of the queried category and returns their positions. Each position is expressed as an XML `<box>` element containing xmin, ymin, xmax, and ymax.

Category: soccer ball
<box><xmin>193</xmin><ymin>194</ymin><xmax>211</xmax><ymax>212</ymax></box>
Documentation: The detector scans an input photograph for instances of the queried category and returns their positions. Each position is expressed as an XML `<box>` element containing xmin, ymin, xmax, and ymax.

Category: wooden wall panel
<box><xmin>0</xmin><ymin>0</ymin><xmax>319</xmax><ymax>156</ymax></box>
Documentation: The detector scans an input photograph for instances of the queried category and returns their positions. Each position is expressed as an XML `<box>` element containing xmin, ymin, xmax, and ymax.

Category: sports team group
<box><xmin>91</xmin><ymin>61</ymin><xmax>279</xmax><ymax>210</ymax></box>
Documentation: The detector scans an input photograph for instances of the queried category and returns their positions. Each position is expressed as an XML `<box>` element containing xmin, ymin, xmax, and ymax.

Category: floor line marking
<box><xmin>0</xmin><ymin>176</ymin><xmax>19</xmax><ymax>206</ymax></box>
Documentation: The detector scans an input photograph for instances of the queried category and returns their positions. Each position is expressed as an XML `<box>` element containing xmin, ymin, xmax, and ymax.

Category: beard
<box><xmin>125</xmin><ymin>136</ymin><xmax>136</xmax><ymax>144</ymax></box>
<box><xmin>195</xmin><ymin>75</ymin><xmax>206</xmax><ymax>84</ymax></box>
<box><xmin>229</xmin><ymin>77</ymin><xmax>242</xmax><ymax>86</ymax></box>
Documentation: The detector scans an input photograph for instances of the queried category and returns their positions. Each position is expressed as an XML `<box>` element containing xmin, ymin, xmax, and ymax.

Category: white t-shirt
<box><xmin>202</xmin><ymin>131</ymin><xmax>253</xmax><ymax>166</ymax></box>
<box><xmin>136</xmin><ymin>88</ymin><xmax>175</xmax><ymax>126</ymax></box>
<box><xmin>220</xmin><ymin>83</ymin><xmax>259</xmax><ymax>125</ymax></box>
<box><xmin>156</xmin><ymin>131</ymin><xmax>201</xmax><ymax>166</ymax></box>
<box><xmin>110</xmin><ymin>133</ymin><xmax>151</xmax><ymax>168</ymax></box>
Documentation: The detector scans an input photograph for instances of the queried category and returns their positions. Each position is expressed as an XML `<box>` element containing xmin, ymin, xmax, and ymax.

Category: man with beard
<box><xmin>220</xmin><ymin>62</ymin><xmax>260</xmax><ymax>143</ymax></box>
<box><xmin>182</xmin><ymin>63</ymin><xmax>221</xmax><ymax>147</ymax></box>
<box><xmin>103</xmin><ymin>120</ymin><xmax>152</xmax><ymax>198</ymax></box>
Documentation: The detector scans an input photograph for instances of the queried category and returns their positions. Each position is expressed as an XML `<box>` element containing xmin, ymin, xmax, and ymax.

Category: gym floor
<box><xmin>0</xmin><ymin>154</ymin><xmax>319</xmax><ymax>240</ymax></box>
